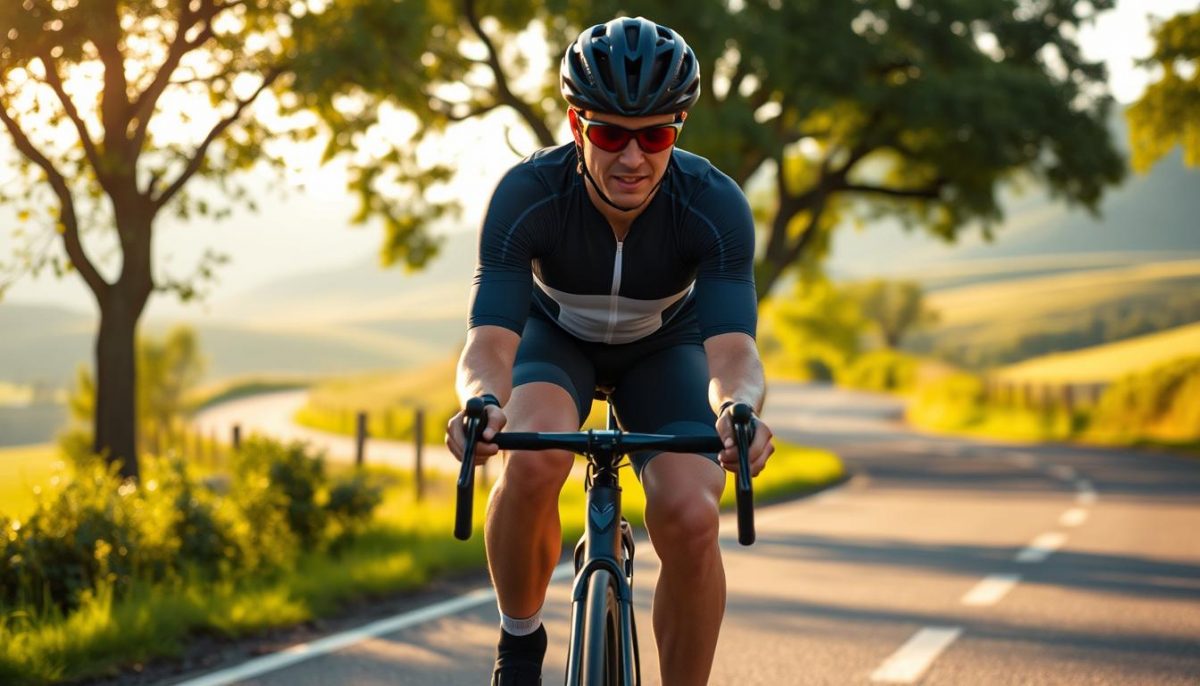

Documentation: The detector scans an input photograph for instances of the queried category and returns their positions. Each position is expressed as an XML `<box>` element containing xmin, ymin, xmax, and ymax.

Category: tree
<box><xmin>1126</xmin><ymin>10</ymin><xmax>1200</xmax><ymax>173</ymax></box>
<box><xmin>0</xmin><ymin>1</ymin><xmax>450</xmax><ymax>478</ymax></box>
<box><xmin>61</xmin><ymin>325</ymin><xmax>205</xmax><ymax>463</ymax></box>
<box><xmin>314</xmin><ymin>0</ymin><xmax>1126</xmax><ymax>298</ymax></box>
<box><xmin>848</xmin><ymin>279</ymin><xmax>938</xmax><ymax>349</ymax></box>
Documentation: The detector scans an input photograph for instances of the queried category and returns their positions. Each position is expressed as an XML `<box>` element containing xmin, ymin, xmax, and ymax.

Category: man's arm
<box><xmin>447</xmin><ymin>325</ymin><xmax>520</xmax><ymax>462</ymax></box>
<box><xmin>705</xmin><ymin>331</ymin><xmax>774</xmax><ymax>476</ymax></box>
<box><xmin>704</xmin><ymin>331</ymin><xmax>766</xmax><ymax>413</ymax></box>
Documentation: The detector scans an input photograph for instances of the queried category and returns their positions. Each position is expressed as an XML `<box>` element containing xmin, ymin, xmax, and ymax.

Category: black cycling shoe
<box><xmin>491</xmin><ymin>625</ymin><xmax>546</xmax><ymax>686</ymax></box>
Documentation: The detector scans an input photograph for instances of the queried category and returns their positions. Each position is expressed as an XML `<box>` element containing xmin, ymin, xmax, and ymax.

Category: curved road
<box><xmin>177</xmin><ymin>382</ymin><xmax>1200</xmax><ymax>685</ymax></box>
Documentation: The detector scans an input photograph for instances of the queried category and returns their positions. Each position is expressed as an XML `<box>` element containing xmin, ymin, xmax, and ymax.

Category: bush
<box><xmin>1</xmin><ymin>439</ymin><xmax>385</xmax><ymax>616</ymax></box>
<box><xmin>1089</xmin><ymin>355</ymin><xmax>1200</xmax><ymax>442</ymax></box>
<box><xmin>906</xmin><ymin>372</ymin><xmax>986</xmax><ymax>430</ymax></box>
<box><xmin>840</xmin><ymin>350</ymin><xmax>920</xmax><ymax>392</ymax></box>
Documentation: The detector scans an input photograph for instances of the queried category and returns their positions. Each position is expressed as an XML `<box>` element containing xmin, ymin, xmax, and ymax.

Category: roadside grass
<box><xmin>0</xmin><ymin>444</ymin><xmax>68</xmax><ymax>520</ymax></box>
<box><xmin>1</xmin><ymin>441</ymin><xmax>840</xmax><ymax>685</ymax></box>
<box><xmin>294</xmin><ymin>356</ymin><xmax>459</xmax><ymax>441</ymax></box>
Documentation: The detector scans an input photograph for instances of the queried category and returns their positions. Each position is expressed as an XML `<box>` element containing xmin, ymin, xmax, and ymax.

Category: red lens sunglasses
<box><xmin>572</xmin><ymin>109</ymin><xmax>685</xmax><ymax>154</ymax></box>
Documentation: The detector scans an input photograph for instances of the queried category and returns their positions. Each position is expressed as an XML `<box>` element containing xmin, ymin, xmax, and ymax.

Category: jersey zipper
<box><xmin>604</xmin><ymin>241</ymin><xmax>624</xmax><ymax>344</ymax></box>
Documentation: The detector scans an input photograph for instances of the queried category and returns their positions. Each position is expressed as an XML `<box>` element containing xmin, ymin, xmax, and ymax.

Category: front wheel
<box><xmin>581</xmin><ymin>569</ymin><xmax>623</xmax><ymax>685</ymax></box>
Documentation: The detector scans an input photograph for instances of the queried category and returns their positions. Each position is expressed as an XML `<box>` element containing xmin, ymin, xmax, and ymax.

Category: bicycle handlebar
<box><xmin>454</xmin><ymin>398</ymin><xmax>757</xmax><ymax>546</ymax></box>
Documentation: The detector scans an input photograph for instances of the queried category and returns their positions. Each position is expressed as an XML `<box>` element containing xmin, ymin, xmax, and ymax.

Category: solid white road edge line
<box><xmin>174</xmin><ymin>563</ymin><xmax>575</xmax><ymax>686</ymax></box>
<box><xmin>870</xmin><ymin>626</ymin><xmax>963</xmax><ymax>683</ymax></box>
<box><xmin>1059</xmin><ymin>508</ymin><xmax>1089</xmax><ymax>527</ymax></box>
<box><xmin>961</xmin><ymin>574</ymin><xmax>1022</xmax><ymax>607</ymax></box>
<box><xmin>1016</xmin><ymin>532</ymin><xmax>1067</xmax><ymax>563</ymax></box>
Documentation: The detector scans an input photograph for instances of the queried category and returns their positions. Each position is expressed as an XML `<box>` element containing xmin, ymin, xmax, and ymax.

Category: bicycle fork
<box><xmin>566</xmin><ymin>475</ymin><xmax>640</xmax><ymax>685</ymax></box>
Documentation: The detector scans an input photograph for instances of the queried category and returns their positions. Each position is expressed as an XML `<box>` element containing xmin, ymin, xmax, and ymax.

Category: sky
<box><xmin>3</xmin><ymin>0</ymin><xmax>1197</xmax><ymax>319</ymax></box>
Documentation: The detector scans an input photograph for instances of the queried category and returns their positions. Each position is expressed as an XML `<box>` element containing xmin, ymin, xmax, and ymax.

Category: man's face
<box><xmin>571</xmin><ymin>109</ymin><xmax>680</xmax><ymax>211</ymax></box>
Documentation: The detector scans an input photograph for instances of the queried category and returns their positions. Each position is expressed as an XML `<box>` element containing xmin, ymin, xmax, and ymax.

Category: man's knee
<box><xmin>645</xmin><ymin>488</ymin><xmax>721</xmax><ymax>561</ymax></box>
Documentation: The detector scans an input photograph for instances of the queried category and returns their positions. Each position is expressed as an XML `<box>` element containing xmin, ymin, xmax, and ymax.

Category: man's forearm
<box><xmin>704</xmin><ymin>332</ymin><xmax>766</xmax><ymax>414</ymax></box>
<box><xmin>456</xmin><ymin>326</ymin><xmax>521</xmax><ymax>405</ymax></box>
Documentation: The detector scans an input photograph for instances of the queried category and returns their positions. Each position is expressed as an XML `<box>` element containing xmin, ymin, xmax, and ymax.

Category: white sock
<box><xmin>499</xmin><ymin>606</ymin><xmax>543</xmax><ymax>636</ymax></box>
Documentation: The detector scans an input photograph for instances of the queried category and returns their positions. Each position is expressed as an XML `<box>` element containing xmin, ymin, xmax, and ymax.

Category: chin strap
<box><xmin>575</xmin><ymin>142</ymin><xmax>667</xmax><ymax>214</ymax></box>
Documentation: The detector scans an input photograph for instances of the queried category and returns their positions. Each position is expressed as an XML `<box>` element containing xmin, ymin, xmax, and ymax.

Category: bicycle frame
<box><xmin>564</xmin><ymin>403</ymin><xmax>639</xmax><ymax>684</ymax></box>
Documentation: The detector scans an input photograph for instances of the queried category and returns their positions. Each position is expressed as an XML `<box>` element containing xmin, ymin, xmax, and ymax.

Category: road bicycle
<box><xmin>454</xmin><ymin>394</ymin><xmax>757</xmax><ymax>685</ymax></box>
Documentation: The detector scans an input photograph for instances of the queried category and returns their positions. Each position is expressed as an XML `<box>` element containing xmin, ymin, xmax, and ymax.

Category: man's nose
<box><xmin>618</xmin><ymin>138</ymin><xmax>646</xmax><ymax>166</ymax></box>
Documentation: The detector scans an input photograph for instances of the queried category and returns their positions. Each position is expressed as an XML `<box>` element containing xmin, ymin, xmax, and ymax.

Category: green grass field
<box><xmin>0</xmin><ymin>445</ymin><xmax>68</xmax><ymax>520</ymax></box>
<box><xmin>995</xmin><ymin>322</ymin><xmax>1200</xmax><ymax>384</ymax></box>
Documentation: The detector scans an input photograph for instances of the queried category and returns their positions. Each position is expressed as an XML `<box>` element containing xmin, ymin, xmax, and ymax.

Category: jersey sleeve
<box><xmin>467</xmin><ymin>164</ymin><xmax>551</xmax><ymax>334</ymax></box>
<box><xmin>686</xmin><ymin>171</ymin><xmax>759</xmax><ymax>340</ymax></box>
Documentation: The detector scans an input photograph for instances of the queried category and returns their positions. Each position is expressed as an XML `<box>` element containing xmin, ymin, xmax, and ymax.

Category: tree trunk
<box><xmin>93</xmin><ymin>207</ymin><xmax>154</xmax><ymax>480</ymax></box>
<box><xmin>94</xmin><ymin>295</ymin><xmax>141</xmax><ymax>480</ymax></box>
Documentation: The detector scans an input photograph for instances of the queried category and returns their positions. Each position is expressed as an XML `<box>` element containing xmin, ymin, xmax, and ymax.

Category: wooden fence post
<box><xmin>355</xmin><ymin>411</ymin><xmax>368</xmax><ymax>468</ymax></box>
<box><xmin>414</xmin><ymin>407</ymin><xmax>425</xmax><ymax>501</ymax></box>
<box><xmin>232</xmin><ymin>424</ymin><xmax>241</xmax><ymax>451</ymax></box>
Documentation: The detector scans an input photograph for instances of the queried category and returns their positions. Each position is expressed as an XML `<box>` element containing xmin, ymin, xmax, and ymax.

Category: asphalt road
<box><xmin>176</xmin><ymin>382</ymin><xmax>1200</xmax><ymax>685</ymax></box>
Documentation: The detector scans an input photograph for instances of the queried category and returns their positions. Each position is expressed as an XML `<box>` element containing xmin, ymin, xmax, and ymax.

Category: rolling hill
<box><xmin>994</xmin><ymin>321</ymin><xmax>1200</xmax><ymax>384</ymax></box>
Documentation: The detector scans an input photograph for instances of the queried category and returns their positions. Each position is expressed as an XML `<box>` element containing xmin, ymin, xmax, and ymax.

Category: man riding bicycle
<box><xmin>445</xmin><ymin>16</ymin><xmax>775</xmax><ymax>686</ymax></box>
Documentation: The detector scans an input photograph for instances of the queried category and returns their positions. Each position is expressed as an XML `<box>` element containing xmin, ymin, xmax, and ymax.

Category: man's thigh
<box><xmin>512</xmin><ymin>315</ymin><xmax>595</xmax><ymax>427</ymax></box>
<box><xmin>610</xmin><ymin>342</ymin><xmax>720</xmax><ymax>477</ymax></box>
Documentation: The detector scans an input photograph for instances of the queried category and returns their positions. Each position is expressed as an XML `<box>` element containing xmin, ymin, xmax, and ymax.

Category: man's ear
<box><xmin>568</xmin><ymin>108</ymin><xmax>583</xmax><ymax>146</ymax></box>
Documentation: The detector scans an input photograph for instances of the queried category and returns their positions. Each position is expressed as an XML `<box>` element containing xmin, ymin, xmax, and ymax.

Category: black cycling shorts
<box><xmin>512</xmin><ymin>313</ymin><xmax>720</xmax><ymax>477</ymax></box>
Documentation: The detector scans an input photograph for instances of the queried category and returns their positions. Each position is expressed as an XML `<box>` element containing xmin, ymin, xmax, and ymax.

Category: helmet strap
<box><xmin>574</xmin><ymin>140</ymin><xmax>668</xmax><ymax>214</ymax></box>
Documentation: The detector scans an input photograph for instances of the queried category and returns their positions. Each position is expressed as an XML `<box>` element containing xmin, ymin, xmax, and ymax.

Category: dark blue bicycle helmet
<box><xmin>561</xmin><ymin>16</ymin><xmax>701</xmax><ymax>117</ymax></box>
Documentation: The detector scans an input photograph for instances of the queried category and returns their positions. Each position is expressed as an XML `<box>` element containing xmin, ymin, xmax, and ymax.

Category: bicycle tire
<box><xmin>581</xmin><ymin>568</ymin><xmax>623</xmax><ymax>685</ymax></box>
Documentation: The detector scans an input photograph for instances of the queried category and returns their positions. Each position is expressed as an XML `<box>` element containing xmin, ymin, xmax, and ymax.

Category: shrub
<box><xmin>230</xmin><ymin>438</ymin><xmax>327</xmax><ymax>548</ymax></box>
<box><xmin>1089</xmin><ymin>355</ymin><xmax>1200</xmax><ymax>442</ymax></box>
<box><xmin>907</xmin><ymin>372</ymin><xmax>986</xmax><ymax>430</ymax></box>
<box><xmin>2</xmin><ymin>459</ymin><xmax>141</xmax><ymax>612</ymax></box>
<box><xmin>325</xmin><ymin>474</ymin><xmax>385</xmax><ymax>540</ymax></box>
<box><xmin>840</xmin><ymin>350</ymin><xmax>920</xmax><ymax>392</ymax></box>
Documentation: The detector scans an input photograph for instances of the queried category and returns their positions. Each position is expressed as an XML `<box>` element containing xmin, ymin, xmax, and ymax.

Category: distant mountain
<box><xmin>204</xmin><ymin>230</ymin><xmax>477</xmax><ymax>326</ymax></box>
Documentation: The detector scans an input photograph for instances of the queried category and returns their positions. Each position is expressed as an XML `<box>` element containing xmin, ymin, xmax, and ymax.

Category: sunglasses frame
<box><xmin>573</xmin><ymin>109</ymin><xmax>685</xmax><ymax>154</ymax></box>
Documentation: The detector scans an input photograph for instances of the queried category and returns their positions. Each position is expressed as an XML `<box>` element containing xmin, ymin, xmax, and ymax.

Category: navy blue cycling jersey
<box><xmin>469</xmin><ymin>143</ymin><xmax>757</xmax><ymax>344</ymax></box>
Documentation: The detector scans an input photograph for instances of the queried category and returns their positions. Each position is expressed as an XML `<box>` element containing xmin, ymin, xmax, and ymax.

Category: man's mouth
<box><xmin>612</xmin><ymin>175</ymin><xmax>647</xmax><ymax>191</ymax></box>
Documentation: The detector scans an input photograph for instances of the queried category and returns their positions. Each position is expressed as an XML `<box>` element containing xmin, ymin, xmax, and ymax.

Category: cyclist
<box><xmin>445</xmin><ymin>16</ymin><xmax>775</xmax><ymax>686</ymax></box>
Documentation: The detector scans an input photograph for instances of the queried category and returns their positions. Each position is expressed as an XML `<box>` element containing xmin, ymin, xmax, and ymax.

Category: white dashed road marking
<box><xmin>870</xmin><ymin>627</ymin><xmax>963</xmax><ymax>683</ymax></box>
<box><xmin>961</xmin><ymin>574</ymin><xmax>1022</xmax><ymax>607</ymax></box>
<box><xmin>1059</xmin><ymin>508</ymin><xmax>1089</xmax><ymax>527</ymax></box>
<box><xmin>1016</xmin><ymin>532</ymin><xmax>1067</xmax><ymax>563</ymax></box>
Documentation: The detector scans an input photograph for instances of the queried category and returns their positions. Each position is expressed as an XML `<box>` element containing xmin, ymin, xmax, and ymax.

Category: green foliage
<box><xmin>58</xmin><ymin>326</ymin><xmax>206</xmax><ymax>464</ymax></box>
<box><xmin>760</xmin><ymin>276</ymin><xmax>867</xmax><ymax>379</ymax></box>
<box><xmin>1</xmin><ymin>439</ymin><xmax>383</xmax><ymax>620</ymax></box>
<box><xmin>1127</xmin><ymin>10</ymin><xmax>1200</xmax><ymax>172</ymax></box>
<box><xmin>231</xmin><ymin>439</ymin><xmax>327</xmax><ymax>548</ymax></box>
<box><xmin>907</xmin><ymin>372</ymin><xmax>987</xmax><ymax>431</ymax></box>
<box><xmin>840</xmin><ymin>349</ymin><xmax>921</xmax><ymax>393</ymax></box>
<box><xmin>846</xmin><ymin>279</ymin><xmax>937</xmax><ymax>349</ymax></box>
<box><xmin>1089</xmin><ymin>356</ymin><xmax>1200</xmax><ymax>443</ymax></box>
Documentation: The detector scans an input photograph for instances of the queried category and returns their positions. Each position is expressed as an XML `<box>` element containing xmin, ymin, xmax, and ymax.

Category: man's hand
<box><xmin>716</xmin><ymin>406</ymin><xmax>774</xmax><ymax>477</ymax></box>
<box><xmin>445</xmin><ymin>402</ymin><xmax>507</xmax><ymax>465</ymax></box>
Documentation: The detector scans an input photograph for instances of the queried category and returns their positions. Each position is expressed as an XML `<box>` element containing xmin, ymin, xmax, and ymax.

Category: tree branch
<box><xmin>38</xmin><ymin>52</ymin><xmax>109</xmax><ymax>190</ymax></box>
<box><xmin>0</xmin><ymin>97</ymin><xmax>109</xmax><ymax>299</ymax></box>
<box><xmin>152</xmin><ymin>67</ymin><xmax>283</xmax><ymax>209</ymax></box>
<box><xmin>838</xmin><ymin>182</ymin><xmax>944</xmax><ymax>200</ymax></box>
<box><xmin>461</xmin><ymin>0</ymin><xmax>556</xmax><ymax>147</ymax></box>
<box><xmin>93</xmin><ymin>0</ymin><xmax>132</xmax><ymax>149</ymax></box>
<box><xmin>129</xmin><ymin>1</ymin><xmax>215</xmax><ymax>157</ymax></box>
